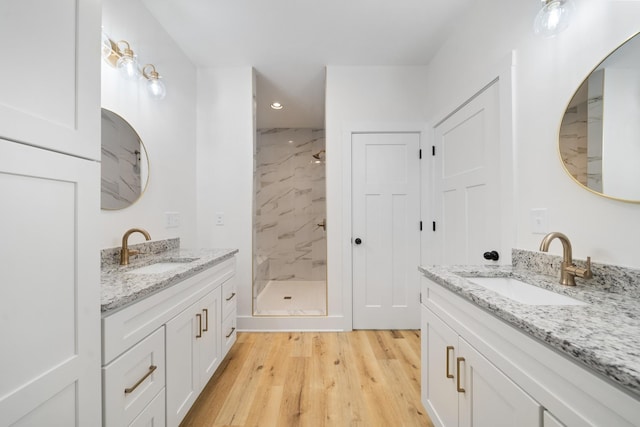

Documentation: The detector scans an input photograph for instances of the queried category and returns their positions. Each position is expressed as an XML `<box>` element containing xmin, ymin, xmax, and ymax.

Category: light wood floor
<box><xmin>181</xmin><ymin>331</ymin><xmax>434</xmax><ymax>427</ymax></box>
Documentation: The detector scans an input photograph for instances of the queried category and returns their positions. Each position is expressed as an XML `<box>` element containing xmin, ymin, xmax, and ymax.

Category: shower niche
<box><xmin>252</xmin><ymin>128</ymin><xmax>327</xmax><ymax>316</ymax></box>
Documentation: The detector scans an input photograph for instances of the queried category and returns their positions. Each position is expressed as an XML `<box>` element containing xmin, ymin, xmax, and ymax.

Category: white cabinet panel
<box><xmin>458</xmin><ymin>339</ymin><xmax>540</xmax><ymax>427</ymax></box>
<box><xmin>422</xmin><ymin>306</ymin><xmax>458</xmax><ymax>427</ymax></box>
<box><xmin>222</xmin><ymin>311</ymin><xmax>237</xmax><ymax>356</ymax></box>
<box><xmin>129</xmin><ymin>389</ymin><xmax>166</xmax><ymax>427</ymax></box>
<box><xmin>199</xmin><ymin>288</ymin><xmax>222</xmax><ymax>384</ymax></box>
<box><xmin>0</xmin><ymin>139</ymin><xmax>100</xmax><ymax>425</ymax></box>
<box><xmin>0</xmin><ymin>0</ymin><xmax>100</xmax><ymax>160</ymax></box>
<box><xmin>103</xmin><ymin>327</ymin><xmax>165</xmax><ymax>427</ymax></box>
<box><xmin>544</xmin><ymin>411</ymin><xmax>566</xmax><ymax>427</ymax></box>
<box><xmin>166</xmin><ymin>286</ymin><xmax>223</xmax><ymax>427</ymax></box>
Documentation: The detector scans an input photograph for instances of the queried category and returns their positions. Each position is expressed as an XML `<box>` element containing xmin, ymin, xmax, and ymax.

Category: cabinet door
<box><xmin>166</xmin><ymin>304</ymin><xmax>200</xmax><ymax>427</ymax></box>
<box><xmin>0</xmin><ymin>0</ymin><xmax>100</xmax><ymax>160</ymax></box>
<box><xmin>422</xmin><ymin>306</ymin><xmax>459</xmax><ymax>427</ymax></box>
<box><xmin>199</xmin><ymin>287</ymin><xmax>222</xmax><ymax>386</ymax></box>
<box><xmin>0</xmin><ymin>139</ymin><xmax>100</xmax><ymax>425</ymax></box>
<box><xmin>458</xmin><ymin>338</ymin><xmax>541</xmax><ymax>427</ymax></box>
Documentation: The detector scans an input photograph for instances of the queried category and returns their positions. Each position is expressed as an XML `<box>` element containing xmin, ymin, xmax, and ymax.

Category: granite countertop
<box><xmin>419</xmin><ymin>263</ymin><xmax>640</xmax><ymax>399</ymax></box>
<box><xmin>101</xmin><ymin>247</ymin><xmax>238</xmax><ymax>314</ymax></box>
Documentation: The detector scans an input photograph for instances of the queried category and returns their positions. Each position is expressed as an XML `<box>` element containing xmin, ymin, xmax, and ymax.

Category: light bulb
<box><xmin>147</xmin><ymin>78</ymin><xmax>167</xmax><ymax>100</ymax></box>
<box><xmin>116</xmin><ymin>41</ymin><xmax>141</xmax><ymax>80</ymax></box>
<box><xmin>534</xmin><ymin>0</ymin><xmax>575</xmax><ymax>37</ymax></box>
<box><xmin>143</xmin><ymin>64</ymin><xmax>167</xmax><ymax>100</ymax></box>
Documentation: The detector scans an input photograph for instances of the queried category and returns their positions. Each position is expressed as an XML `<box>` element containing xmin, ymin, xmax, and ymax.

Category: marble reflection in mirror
<box><xmin>559</xmin><ymin>32</ymin><xmax>640</xmax><ymax>202</ymax></box>
<box><xmin>101</xmin><ymin>109</ymin><xmax>149</xmax><ymax>210</ymax></box>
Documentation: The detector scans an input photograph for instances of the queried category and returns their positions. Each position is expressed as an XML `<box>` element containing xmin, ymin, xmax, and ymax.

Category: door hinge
<box><xmin>419</xmin><ymin>149</ymin><xmax>422</xmax><ymax>159</ymax></box>
<box><xmin>432</xmin><ymin>146</ymin><xmax>436</xmax><ymax>156</ymax></box>
<box><xmin>420</xmin><ymin>221</ymin><xmax>423</xmax><ymax>231</ymax></box>
<box><xmin>432</xmin><ymin>221</ymin><xmax>436</xmax><ymax>232</ymax></box>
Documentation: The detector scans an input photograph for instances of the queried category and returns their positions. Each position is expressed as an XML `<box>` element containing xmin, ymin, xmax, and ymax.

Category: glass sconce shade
<box><xmin>143</xmin><ymin>64</ymin><xmax>167</xmax><ymax>100</ymax></box>
<box><xmin>146</xmin><ymin>78</ymin><xmax>167</xmax><ymax>100</ymax></box>
<box><xmin>116</xmin><ymin>41</ymin><xmax>141</xmax><ymax>80</ymax></box>
<box><xmin>534</xmin><ymin>0</ymin><xmax>575</xmax><ymax>37</ymax></box>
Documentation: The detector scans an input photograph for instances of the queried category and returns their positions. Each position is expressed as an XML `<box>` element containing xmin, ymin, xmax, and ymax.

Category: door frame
<box><xmin>424</xmin><ymin>52</ymin><xmax>516</xmax><ymax>267</ymax></box>
<box><xmin>341</xmin><ymin>123</ymin><xmax>428</xmax><ymax>331</ymax></box>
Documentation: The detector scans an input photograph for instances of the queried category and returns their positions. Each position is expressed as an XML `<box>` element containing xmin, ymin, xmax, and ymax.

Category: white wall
<box><xmin>196</xmin><ymin>67</ymin><xmax>255</xmax><ymax>319</ymax></box>
<box><xmin>101</xmin><ymin>0</ymin><xmax>198</xmax><ymax>249</ymax></box>
<box><xmin>425</xmin><ymin>0</ymin><xmax>640</xmax><ymax>268</ymax></box>
<box><xmin>325</xmin><ymin>66</ymin><xmax>428</xmax><ymax>329</ymax></box>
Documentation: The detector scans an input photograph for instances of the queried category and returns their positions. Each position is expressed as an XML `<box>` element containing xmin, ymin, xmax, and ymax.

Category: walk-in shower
<box><xmin>252</xmin><ymin>128</ymin><xmax>327</xmax><ymax>316</ymax></box>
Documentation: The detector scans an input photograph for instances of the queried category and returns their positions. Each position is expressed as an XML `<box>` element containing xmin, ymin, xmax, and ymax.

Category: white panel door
<box><xmin>0</xmin><ymin>139</ymin><xmax>100</xmax><ymax>426</ymax></box>
<box><xmin>432</xmin><ymin>82</ymin><xmax>501</xmax><ymax>265</ymax></box>
<box><xmin>352</xmin><ymin>132</ymin><xmax>420</xmax><ymax>329</ymax></box>
<box><xmin>0</xmin><ymin>0</ymin><xmax>100</xmax><ymax>160</ymax></box>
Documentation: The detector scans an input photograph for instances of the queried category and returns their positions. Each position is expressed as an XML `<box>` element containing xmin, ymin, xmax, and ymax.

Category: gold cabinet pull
<box><xmin>226</xmin><ymin>292</ymin><xmax>236</xmax><ymax>302</ymax></box>
<box><xmin>124</xmin><ymin>365</ymin><xmax>157</xmax><ymax>394</ymax></box>
<box><xmin>446</xmin><ymin>346</ymin><xmax>454</xmax><ymax>378</ymax></box>
<box><xmin>225</xmin><ymin>327</ymin><xmax>236</xmax><ymax>339</ymax></box>
<box><xmin>456</xmin><ymin>357</ymin><xmax>466</xmax><ymax>393</ymax></box>
<box><xmin>202</xmin><ymin>308</ymin><xmax>209</xmax><ymax>332</ymax></box>
<box><xmin>196</xmin><ymin>313</ymin><xmax>202</xmax><ymax>338</ymax></box>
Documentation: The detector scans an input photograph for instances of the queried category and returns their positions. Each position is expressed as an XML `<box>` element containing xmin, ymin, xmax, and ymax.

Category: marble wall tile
<box><xmin>254</xmin><ymin>128</ymin><xmax>327</xmax><ymax>284</ymax></box>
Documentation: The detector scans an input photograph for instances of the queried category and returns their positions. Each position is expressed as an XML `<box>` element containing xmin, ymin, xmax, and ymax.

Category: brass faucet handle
<box><xmin>128</xmin><ymin>249</ymin><xmax>140</xmax><ymax>256</ymax></box>
<box><xmin>566</xmin><ymin>256</ymin><xmax>593</xmax><ymax>280</ymax></box>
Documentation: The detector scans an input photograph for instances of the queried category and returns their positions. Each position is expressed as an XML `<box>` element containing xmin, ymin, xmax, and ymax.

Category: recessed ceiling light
<box><xmin>270</xmin><ymin>102</ymin><xmax>283</xmax><ymax>110</ymax></box>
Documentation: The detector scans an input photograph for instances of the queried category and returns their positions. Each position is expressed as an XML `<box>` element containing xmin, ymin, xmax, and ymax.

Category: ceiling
<box><xmin>142</xmin><ymin>0</ymin><xmax>476</xmax><ymax>129</ymax></box>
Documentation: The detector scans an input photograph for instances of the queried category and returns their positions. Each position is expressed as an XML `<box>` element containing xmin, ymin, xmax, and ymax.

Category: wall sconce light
<box><xmin>143</xmin><ymin>64</ymin><xmax>167</xmax><ymax>101</ymax></box>
<box><xmin>115</xmin><ymin>41</ymin><xmax>141</xmax><ymax>81</ymax></box>
<box><xmin>534</xmin><ymin>0</ymin><xmax>575</xmax><ymax>37</ymax></box>
<box><xmin>101</xmin><ymin>32</ymin><xmax>167</xmax><ymax>100</ymax></box>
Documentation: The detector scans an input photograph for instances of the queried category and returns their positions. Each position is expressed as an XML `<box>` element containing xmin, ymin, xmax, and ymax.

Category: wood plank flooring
<box><xmin>181</xmin><ymin>331</ymin><xmax>434</xmax><ymax>427</ymax></box>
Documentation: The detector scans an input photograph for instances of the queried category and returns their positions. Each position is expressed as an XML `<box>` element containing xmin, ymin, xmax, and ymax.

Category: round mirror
<box><xmin>101</xmin><ymin>108</ymin><xmax>150</xmax><ymax>210</ymax></box>
<box><xmin>559</xmin><ymin>32</ymin><xmax>640</xmax><ymax>202</ymax></box>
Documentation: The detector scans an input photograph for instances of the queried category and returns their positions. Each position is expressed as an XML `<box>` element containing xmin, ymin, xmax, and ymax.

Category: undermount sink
<box><xmin>467</xmin><ymin>277</ymin><xmax>586</xmax><ymax>306</ymax></box>
<box><xmin>127</xmin><ymin>258</ymin><xmax>199</xmax><ymax>275</ymax></box>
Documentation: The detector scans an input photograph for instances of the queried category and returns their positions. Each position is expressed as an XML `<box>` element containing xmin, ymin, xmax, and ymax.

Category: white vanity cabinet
<box><xmin>421</xmin><ymin>276</ymin><xmax>640</xmax><ymax>427</ymax></box>
<box><xmin>102</xmin><ymin>256</ymin><xmax>237</xmax><ymax>427</ymax></box>
<box><xmin>422</xmin><ymin>306</ymin><xmax>541</xmax><ymax>427</ymax></box>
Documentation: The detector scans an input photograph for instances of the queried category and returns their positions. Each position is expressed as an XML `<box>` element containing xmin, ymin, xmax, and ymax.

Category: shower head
<box><xmin>312</xmin><ymin>149</ymin><xmax>325</xmax><ymax>160</ymax></box>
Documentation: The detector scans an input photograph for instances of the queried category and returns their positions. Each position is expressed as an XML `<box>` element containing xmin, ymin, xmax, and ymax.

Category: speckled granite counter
<box><xmin>419</xmin><ymin>250</ymin><xmax>640</xmax><ymax>399</ymax></box>
<box><xmin>101</xmin><ymin>242</ymin><xmax>238</xmax><ymax>314</ymax></box>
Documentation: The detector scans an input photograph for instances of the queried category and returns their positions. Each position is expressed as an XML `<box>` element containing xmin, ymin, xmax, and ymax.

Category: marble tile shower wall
<box><xmin>559</xmin><ymin>74</ymin><xmax>603</xmax><ymax>192</ymax></box>
<box><xmin>254</xmin><ymin>128</ymin><xmax>327</xmax><ymax>285</ymax></box>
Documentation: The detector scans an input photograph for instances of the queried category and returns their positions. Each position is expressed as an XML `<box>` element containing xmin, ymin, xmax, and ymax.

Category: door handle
<box><xmin>196</xmin><ymin>313</ymin><xmax>202</xmax><ymax>338</ymax></box>
<box><xmin>483</xmin><ymin>250</ymin><xmax>499</xmax><ymax>261</ymax></box>
<box><xmin>354</xmin><ymin>238</ymin><xmax>362</xmax><ymax>245</ymax></box>
<box><xmin>456</xmin><ymin>357</ymin><xmax>466</xmax><ymax>393</ymax></box>
<box><xmin>445</xmin><ymin>346</ymin><xmax>454</xmax><ymax>378</ymax></box>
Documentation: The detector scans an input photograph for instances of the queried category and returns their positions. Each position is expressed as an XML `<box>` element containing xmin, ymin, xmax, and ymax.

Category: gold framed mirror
<box><xmin>101</xmin><ymin>108</ymin><xmax>150</xmax><ymax>210</ymax></box>
<box><xmin>559</xmin><ymin>32</ymin><xmax>640</xmax><ymax>203</ymax></box>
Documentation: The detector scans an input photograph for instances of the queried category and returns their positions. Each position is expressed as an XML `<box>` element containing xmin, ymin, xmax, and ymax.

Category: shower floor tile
<box><xmin>255</xmin><ymin>280</ymin><xmax>326</xmax><ymax>316</ymax></box>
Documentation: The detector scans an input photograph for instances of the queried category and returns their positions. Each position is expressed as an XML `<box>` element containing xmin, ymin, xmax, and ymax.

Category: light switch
<box><xmin>530</xmin><ymin>208</ymin><xmax>548</xmax><ymax>234</ymax></box>
<box><xmin>165</xmin><ymin>212</ymin><xmax>180</xmax><ymax>228</ymax></box>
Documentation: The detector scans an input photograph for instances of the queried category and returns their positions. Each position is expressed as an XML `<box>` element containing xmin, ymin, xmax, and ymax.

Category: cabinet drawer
<box><xmin>103</xmin><ymin>327</ymin><xmax>165</xmax><ymax>427</ymax></box>
<box><xmin>129</xmin><ymin>388</ymin><xmax>165</xmax><ymax>427</ymax></box>
<box><xmin>222</xmin><ymin>275</ymin><xmax>237</xmax><ymax>319</ymax></box>
<box><xmin>222</xmin><ymin>311</ymin><xmax>237</xmax><ymax>356</ymax></box>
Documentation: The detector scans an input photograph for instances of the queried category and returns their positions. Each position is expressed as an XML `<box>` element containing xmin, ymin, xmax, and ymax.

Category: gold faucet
<box><xmin>539</xmin><ymin>232</ymin><xmax>592</xmax><ymax>286</ymax></box>
<box><xmin>120</xmin><ymin>228</ymin><xmax>151</xmax><ymax>265</ymax></box>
